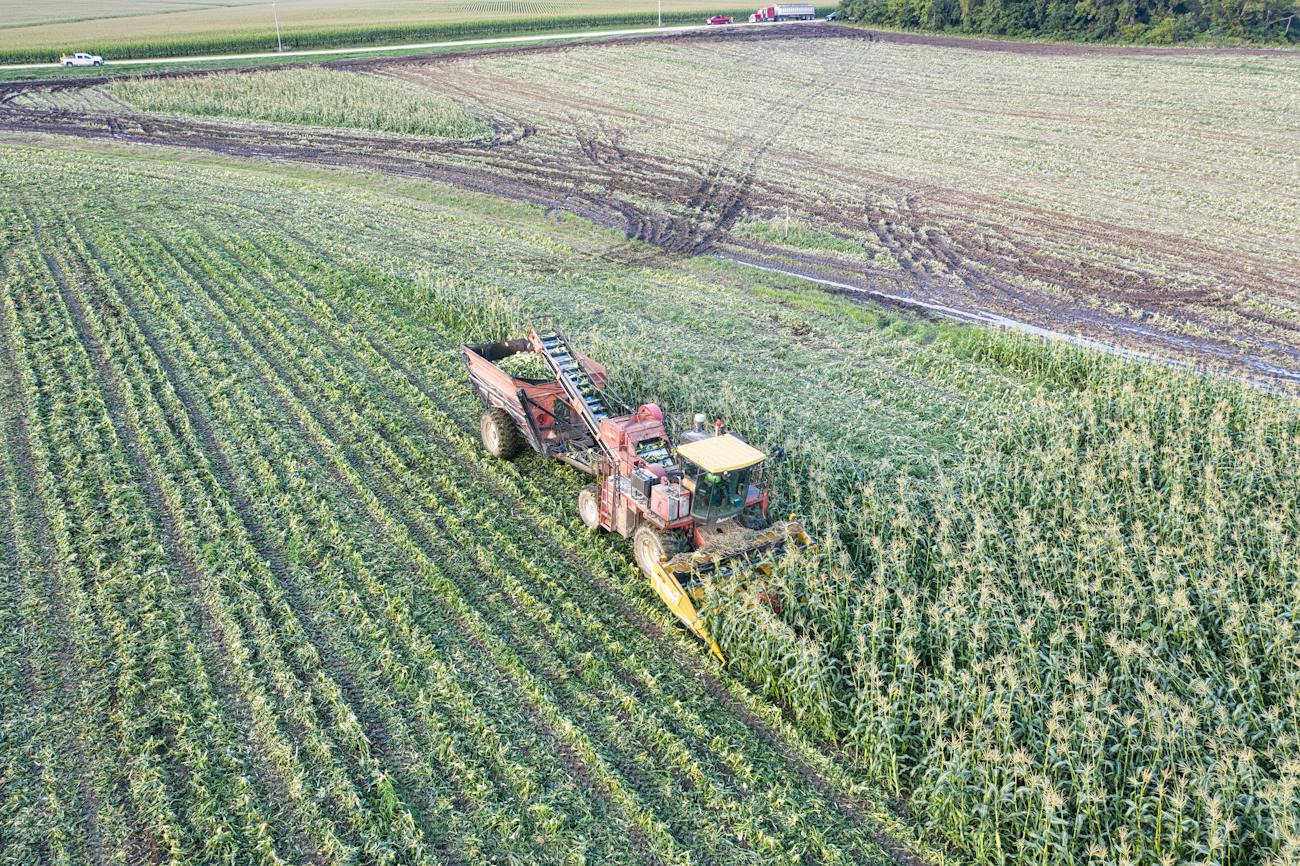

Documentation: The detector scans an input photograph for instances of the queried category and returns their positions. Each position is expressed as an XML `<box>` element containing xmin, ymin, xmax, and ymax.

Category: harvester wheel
<box><xmin>578</xmin><ymin>484</ymin><xmax>601</xmax><ymax>529</ymax></box>
<box><xmin>738</xmin><ymin>505</ymin><xmax>770</xmax><ymax>530</ymax></box>
<box><xmin>480</xmin><ymin>409</ymin><xmax>521</xmax><ymax>459</ymax></box>
<box><xmin>633</xmin><ymin>524</ymin><xmax>686</xmax><ymax>579</ymax></box>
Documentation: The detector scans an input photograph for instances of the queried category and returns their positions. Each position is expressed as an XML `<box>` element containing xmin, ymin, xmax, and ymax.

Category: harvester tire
<box><xmin>578</xmin><ymin>484</ymin><xmax>601</xmax><ymax>529</ymax></box>
<box><xmin>480</xmin><ymin>409</ymin><xmax>521</xmax><ymax>459</ymax></box>
<box><xmin>738</xmin><ymin>505</ymin><xmax>770</xmax><ymax>530</ymax></box>
<box><xmin>633</xmin><ymin>524</ymin><xmax>685</xmax><ymax>579</ymax></box>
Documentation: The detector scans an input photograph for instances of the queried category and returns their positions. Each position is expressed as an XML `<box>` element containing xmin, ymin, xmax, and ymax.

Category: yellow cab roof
<box><xmin>676</xmin><ymin>433</ymin><xmax>766</xmax><ymax>474</ymax></box>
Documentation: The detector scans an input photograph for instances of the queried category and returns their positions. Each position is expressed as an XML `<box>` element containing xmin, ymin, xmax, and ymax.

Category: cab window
<box><xmin>685</xmin><ymin>460</ymin><xmax>751</xmax><ymax>522</ymax></box>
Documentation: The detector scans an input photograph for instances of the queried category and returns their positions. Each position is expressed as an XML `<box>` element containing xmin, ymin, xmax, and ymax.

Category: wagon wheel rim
<box><xmin>579</xmin><ymin>489</ymin><xmax>599</xmax><ymax>528</ymax></box>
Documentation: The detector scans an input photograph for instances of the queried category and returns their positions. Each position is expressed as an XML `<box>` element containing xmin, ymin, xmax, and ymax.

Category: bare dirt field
<box><xmin>4</xmin><ymin>25</ymin><xmax>1298</xmax><ymax>384</ymax></box>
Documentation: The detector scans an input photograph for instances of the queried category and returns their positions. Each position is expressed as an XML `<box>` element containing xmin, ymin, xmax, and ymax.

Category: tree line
<box><xmin>836</xmin><ymin>0</ymin><xmax>1298</xmax><ymax>42</ymax></box>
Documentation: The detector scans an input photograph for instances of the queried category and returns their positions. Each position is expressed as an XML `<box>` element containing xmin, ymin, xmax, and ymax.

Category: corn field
<box><xmin>111</xmin><ymin>68</ymin><xmax>492</xmax><ymax>139</ymax></box>
<box><xmin>2</xmin><ymin>39</ymin><xmax>1297</xmax><ymax>863</ymax></box>
<box><xmin>703</xmin><ymin>368</ymin><xmax>1300</xmax><ymax>865</ymax></box>
<box><xmin>0</xmin><ymin>143</ymin><xmax>941</xmax><ymax>866</ymax></box>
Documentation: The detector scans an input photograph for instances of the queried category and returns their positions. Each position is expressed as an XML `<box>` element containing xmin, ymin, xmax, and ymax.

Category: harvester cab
<box><xmin>461</xmin><ymin>325</ymin><xmax>813</xmax><ymax>659</ymax></box>
<box><xmin>675</xmin><ymin>431</ymin><xmax>767</xmax><ymax>526</ymax></box>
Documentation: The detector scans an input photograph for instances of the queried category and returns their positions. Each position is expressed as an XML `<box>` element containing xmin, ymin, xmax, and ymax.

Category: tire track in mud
<box><xmin>726</xmin><ymin>169</ymin><xmax>1300</xmax><ymax>384</ymax></box>
<box><xmin>419</xmin><ymin>33</ymin><xmax>1300</xmax><ymax>383</ymax></box>
<box><xmin>8</xmin><ymin>28</ymin><xmax>1296</xmax><ymax>389</ymax></box>
<box><xmin>826</xmin><ymin>164</ymin><xmax>1300</xmax><ymax>309</ymax></box>
<box><xmin>0</xmin><ymin>28</ymin><xmax>861</xmax><ymax>262</ymax></box>
<box><xmin>571</xmin><ymin>35</ymin><xmax>862</xmax><ymax>255</ymax></box>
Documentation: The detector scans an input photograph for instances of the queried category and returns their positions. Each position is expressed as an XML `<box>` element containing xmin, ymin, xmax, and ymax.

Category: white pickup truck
<box><xmin>59</xmin><ymin>52</ymin><xmax>104</xmax><ymax>67</ymax></box>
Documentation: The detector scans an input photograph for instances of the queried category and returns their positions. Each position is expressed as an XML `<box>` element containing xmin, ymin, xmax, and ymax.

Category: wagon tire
<box><xmin>480</xmin><ymin>408</ymin><xmax>521</xmax><ymax>459</ymax></box>
<box><xmin>578</xmin><ymin>484</ymin><xmax>601</xmax><ymax>529</ymax></box>
<box><xmin>633</xmin><ymin>524</ymin><xmax>686</xmax><ymax>580</ymax></box>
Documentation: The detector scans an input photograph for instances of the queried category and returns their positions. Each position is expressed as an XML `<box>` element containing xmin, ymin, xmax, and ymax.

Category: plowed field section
<box><xmin>3</xmin><ymin>26</ymin><xmax>1295</xmax><ymax>383</ymax></box>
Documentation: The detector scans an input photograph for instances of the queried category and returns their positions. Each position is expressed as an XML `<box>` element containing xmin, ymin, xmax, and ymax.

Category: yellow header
<box><xmin>676</xmin><ymin>433</ymin><xmax>766</xmax><ymax>474</ymax></box>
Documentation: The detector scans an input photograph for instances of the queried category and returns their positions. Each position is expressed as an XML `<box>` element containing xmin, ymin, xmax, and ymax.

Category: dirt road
<box><xmin>0</xmin><ymin>19</ymin><xmax>802</xmax><ymax>72</ymax></box>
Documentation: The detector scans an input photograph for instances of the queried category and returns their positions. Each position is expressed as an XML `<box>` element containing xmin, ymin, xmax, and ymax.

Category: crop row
<box><xmin>703</xmin><ymin>356</ymin><xmax>1300</xmax><ymax>864</ymax></box>
<box><xmin>109</xmin><ymin>69</ymin><xmax>492</xmax><ymax>140</ymax></box>
<box><xmin>1</xmin><ymin>232</ymin><xmax>294</xmax><ymax>863</ymax></box>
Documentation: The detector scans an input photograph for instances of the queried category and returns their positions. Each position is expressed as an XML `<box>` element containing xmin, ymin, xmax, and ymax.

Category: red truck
<box><xmin>706</xmin><ymin>14</ymin><xmax>734</xmax><ymax>23</ymax></box>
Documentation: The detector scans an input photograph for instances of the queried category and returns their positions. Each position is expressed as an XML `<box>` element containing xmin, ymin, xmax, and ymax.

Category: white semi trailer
<box><xmin>751</xmin><ymin>4</ymin><xmax>818</xmax><ymax>21</ymax></box>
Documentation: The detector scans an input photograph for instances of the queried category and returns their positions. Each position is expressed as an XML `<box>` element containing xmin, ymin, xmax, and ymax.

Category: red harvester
<box><xmin>462</xmin><ymin>325</ymin><xmax>812</xmax><ymax>659</ymax></box>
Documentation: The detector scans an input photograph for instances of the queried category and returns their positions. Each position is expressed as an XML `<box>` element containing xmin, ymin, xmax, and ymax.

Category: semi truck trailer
<box><xmin>750</xmin><ymin>4</ymin><xmax>818</xmax><ymax>21</ymax></box>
